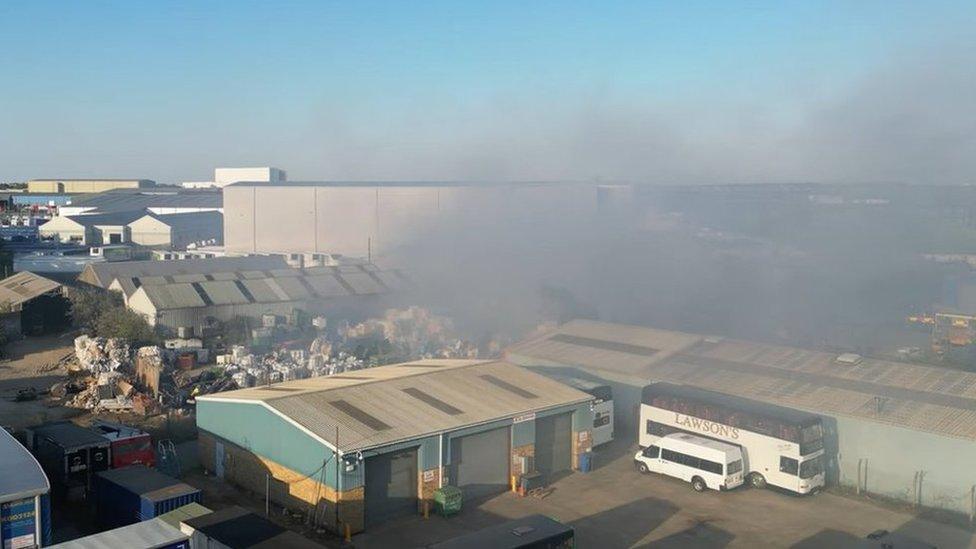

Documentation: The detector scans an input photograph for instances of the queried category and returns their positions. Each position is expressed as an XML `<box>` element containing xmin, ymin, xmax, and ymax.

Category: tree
<box><xmin>94</xmin><ymin>307</ymin><xmax>157</xmax><ymax>346</ymax></box>
<box><xmin>68</xmin><ymin>288</ymin><xmax>123</xmax><ymax>332</ymax></box>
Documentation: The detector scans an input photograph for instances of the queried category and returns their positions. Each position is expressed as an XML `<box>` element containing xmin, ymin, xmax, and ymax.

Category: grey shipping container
<box><xmin>25</xmin><ymin>421</ymin><xmax>111</xmax><ymax>491</ymax></box>
<box><xmin>93</xmin><ymin>466</ymin><xmax>202</xmax><ymax>528</ymax></box>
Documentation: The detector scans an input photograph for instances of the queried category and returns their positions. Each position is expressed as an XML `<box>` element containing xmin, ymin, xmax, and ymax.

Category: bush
<box><xmin>68</xmin><ymin>288</ymin><xmax>156</xmax><ymax>344</ymax></box>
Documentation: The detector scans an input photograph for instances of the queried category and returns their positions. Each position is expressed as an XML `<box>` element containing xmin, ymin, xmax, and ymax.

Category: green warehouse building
<box><xmin>196</xmin><ymin>359</ymin><xmax>594</xmax><ymax>533</ymax></box>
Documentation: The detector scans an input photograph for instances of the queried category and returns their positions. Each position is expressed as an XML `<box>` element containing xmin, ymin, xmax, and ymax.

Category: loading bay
<box><xmin>354</xmin><ymin>439</ymin><xmax>976</xmax><ymax>549</ymax></box>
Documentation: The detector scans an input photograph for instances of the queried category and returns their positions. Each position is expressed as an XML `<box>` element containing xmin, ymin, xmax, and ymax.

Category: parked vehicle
<box><xmin>553</xmin><ymin>377</ymin><xmax>614</xmax><ymax>447</ymax></box>
<box><xmin>640</xmin><ymin>382</ymin><xmax>825</xmax><ymax>494</ymax></box>
<box><xmin>634</xmin><ymin>432</ymin><xmax>744</xmax><ymax>492</ymax></box>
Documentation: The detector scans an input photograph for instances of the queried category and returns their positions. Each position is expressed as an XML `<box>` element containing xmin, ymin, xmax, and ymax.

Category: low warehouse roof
<box><xmin>129</xmin><ymin>264</ymin><xmax>408</xmax><ymax>310</ymax></box>
<box><xmin>0</xmin><ymin>271</ymin><xmax>62</xmax><ymax>310</ymax></box>
<box><xmin>198</xmin><ymin>359</ymin><xmax>593</xmax><ymax>452</ymax></box>
<box><xmin>508</xmin><ymin>320</ymin><xmax>976</xmax><ymax>441</ymax></box>
<box><xmin>78</xmin><ymin>255</ymin><xmax>289</xmax><ymax>288</ymax></box>
<box><xmin>183</xmin><ymin>506</ymin><xmax>325</xmax><ymax>548</ymax></box>
<box><xmin>0</xmin><ymin>426</ymin><xmax>49</xmax><ymax>502</ymax></box>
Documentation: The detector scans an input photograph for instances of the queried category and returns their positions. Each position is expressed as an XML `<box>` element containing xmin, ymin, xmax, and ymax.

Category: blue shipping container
<box><xmin>94</xmin><ymin>466</ymin><xmax>202</xmax><ymax>528</ymax></box>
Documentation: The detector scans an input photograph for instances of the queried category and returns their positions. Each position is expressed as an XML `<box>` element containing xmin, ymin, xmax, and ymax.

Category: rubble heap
<box><xmin>74</xmin><ymin>335</ymin><xmax>131</xmax><ymax>374</ymax></box>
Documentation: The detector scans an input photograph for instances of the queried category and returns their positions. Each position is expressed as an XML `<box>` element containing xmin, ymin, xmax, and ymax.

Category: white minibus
<box><xmin>634</xmin><ymin>432</ymin><xmax>744</xmax><ymax>492</ymax></box>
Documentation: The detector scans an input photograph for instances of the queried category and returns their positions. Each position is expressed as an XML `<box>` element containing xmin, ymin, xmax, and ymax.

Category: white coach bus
<box><xmin>640</xmin><ymin>382</ymin><xmax>825</xmax><ymax>494</ymax></box>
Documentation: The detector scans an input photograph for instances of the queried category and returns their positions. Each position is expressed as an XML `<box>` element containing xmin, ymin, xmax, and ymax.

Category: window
<box><xmin>780</xmin><ymin>456</ymin><xmax>799</xmax><ymax>475</ymax></box>
<box><xmin>661</xmin><ymin>449</ymin><xmax>680</xmax><ymax>462</ymax></box>
<box><xmin>699</xmin><ymin>459</ymin><xmax>723</xmax><ymax>475</ymax></box>
<box><xmin>727</xmin><ymin>460</ymin><xmax>743</xmax><ymax>474</ymax></box>
<box><xmin>800</xmin><ymin>423</ymin><xmax>824</xmax><ymax>455</ymax></box>
<box><xmin>646</xmin><ymin>420</ymin><xmax>680</xmax><ymax>437</ymax></box>
<box><xmin>643</xmin><ymin>445</ymin><xmax>660</xmax><ymax>459</ymax></box>
<box><xmin>799</xmin><ymin>456</ymin><xmax>823</xmax><ymax>479</ymax></box>
<box><xmin>594</xmin><ymin>413</ymin><xmax>611</xmax><ymax>428</ymax></box>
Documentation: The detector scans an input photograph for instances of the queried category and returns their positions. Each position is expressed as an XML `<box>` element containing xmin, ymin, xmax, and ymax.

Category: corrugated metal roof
<box><xmin>155</xmin><ymin>502</ymin><xmax>212</xmax><ymax>530</ymax></box>
<box><xmin>0</xmin><ymin>271</ymin><xmax>62</xmax><ymax>309</ymax></box>
<box><xmin>65</xmin><ymin>188</ymin><xmax>221</xmax><ymax>213</ymax></box>
<box><xmin>49</xmin><ymin>518</ymin><xmax>187</xmax><ymax>549</ymax></box>
<box><xmin>199</xmin><ymin>360</ymin><xmax>592</xmax><ymax>452</ymax></box>
<box><xmin>95</xmin><ymin>465</ymin><xmax>199</xmax><ymax>502</ymax></box>
<box><xmin>507</xmin><ymin>320</ymin><xmax>976</xmax><ymax>442</ymax></box>
<box><xmin>79</xmin><ymin>256</ymin><xmax>289</xmax><ymax>288</ymax></box>
<box><xmin>65</xmin><ymin>210</ymin><xmax>147</xmax><ymax>227</ymax></box>
<box><xmin>0</xmin><ymin>427</ymin><xmax>49</xmax><ymax>502</ymax></box>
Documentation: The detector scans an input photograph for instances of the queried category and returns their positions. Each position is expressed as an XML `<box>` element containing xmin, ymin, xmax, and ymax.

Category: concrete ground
<box><xmin>356</xmin><ymin>439</ymin><xmax>976</xmax><ymax>549</ymax></box>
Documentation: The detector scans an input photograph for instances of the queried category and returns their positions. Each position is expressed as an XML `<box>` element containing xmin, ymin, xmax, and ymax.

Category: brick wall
<box><xmin>198</xmin><ymin>431</ymin><xmax>365</xmax><ymax>534</ymax></box>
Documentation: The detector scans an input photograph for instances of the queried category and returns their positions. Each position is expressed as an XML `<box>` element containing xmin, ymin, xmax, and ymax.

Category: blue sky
<box><xmin>1</xmin><ymin>1</ymin><xmax>974</xmax><ymax>184</ymax></box>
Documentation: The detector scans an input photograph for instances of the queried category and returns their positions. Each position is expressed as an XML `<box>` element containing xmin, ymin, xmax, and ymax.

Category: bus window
<box><xmin>800</xmin><ymin>423</ymin><xmax>824</xmax><ymax>454</ymax></box>
<box><xmin>727</xmin><ymin>460</ymin><xmax>743</xmax><ymax>474</ymax></box>
<box><xmin>779</xmin><ymin>456</ymin><xmax>799</xmax><ymax>475</ymax></box>
<box><xmin>799</xmin><ymin>456</ymin><xmax>823</xmax><ymax>479</ymax></box>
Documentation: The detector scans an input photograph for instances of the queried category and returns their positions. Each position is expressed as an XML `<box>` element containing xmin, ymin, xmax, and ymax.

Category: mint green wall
<box><xmin>196</xmin><ymin>400</ymin><xmax>338</xmax><ymax>488</ymax></box>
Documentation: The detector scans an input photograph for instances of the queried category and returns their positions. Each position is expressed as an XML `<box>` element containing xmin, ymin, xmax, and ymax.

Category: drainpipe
<box><xmin>438</xmin><ymin>433</ymin><xmax>444</xmax><ymax>489</ymax></box>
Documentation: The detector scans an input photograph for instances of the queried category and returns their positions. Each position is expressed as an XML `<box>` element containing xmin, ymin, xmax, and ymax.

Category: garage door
<box><xmin>365</xmin><ymin>448</ymin><xmax>418</xmax><ymax>526</ymax></box>
<box><xmin>450</xmin><ymin>427</ymin><xmax>510</xmax><ymax>501</ymax></box>
<box><xmin>535</xmin><ymin>412</ymin><xmax>572</xmax><ymax>477</ymax></box>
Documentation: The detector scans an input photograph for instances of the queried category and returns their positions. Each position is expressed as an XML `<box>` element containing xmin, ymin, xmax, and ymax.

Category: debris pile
<box><xmin>73</xmin><ymin>335</ymin><xmax>131</xmax><ymax>374</ymax></box>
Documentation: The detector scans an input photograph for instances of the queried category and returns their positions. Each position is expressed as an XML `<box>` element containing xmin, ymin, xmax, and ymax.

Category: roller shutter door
<box><xmin>536</xmin><ymin>412</ymin><xmax>572</xmax><ymax>477</ymax></box>
<box><xmin>365</xmin><ymin>448</ymin><xmax>418</xmax><ymax>526</ymax></box>
<box><xmin>450</xmin><ymin>427</ymin><xmax>510</xmax><ymax>501</ymax></box>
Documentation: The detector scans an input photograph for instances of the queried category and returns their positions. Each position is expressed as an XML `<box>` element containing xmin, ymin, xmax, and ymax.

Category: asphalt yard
<box><xmin>355</xmin><ymin>438</ymin><xmax>976</xmax><ymax>548</ymax></box>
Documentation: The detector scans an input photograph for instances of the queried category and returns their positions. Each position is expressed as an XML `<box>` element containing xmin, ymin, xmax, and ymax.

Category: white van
<box><xmin>634</xmin><ymin>433</ymin><xmax>745</xmax><ymax>492</ymax></box>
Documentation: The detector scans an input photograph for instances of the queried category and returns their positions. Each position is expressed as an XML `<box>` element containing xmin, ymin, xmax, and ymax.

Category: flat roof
<box><xmin>429</xmin><ymin>514</ymin><xmax>572</xmax><ymax>549</ymax></box>
<box><xmin>0</xmin><ymin>271</ymin><xmax>62</xmax><ymax>309</ymax></box>
<box><xmin>29</xmin><ymin>421</ymin><xmax>110</xmax><ymax>451</ymax></box>
<box><xmin>0</xmin><ymin>427</ymin><xmax>49</xmax><ymax>502</ymax></box>
<box><xmin>199</xmin><ymin>360</ymin><xmax>593</xmax><ymax>452</ymax></box>
<box><xmin>183</xmin><ymin>506</ymin><xmax>325</xmax><ymax>548</ymax></box>
<box><xmin>507</xmin><ymin>320</ymin><xmax>976</xmax><ymax>441</ymax></box>
<box><xmin>49</xmin><ymin>518</ymin><xmax>187</xmax><ymax>549</ymax></box>
<box><xmin>95</xmin><ymin>465</ymin><xmax>199</xmax><ymax>502</ymax></box>
<box><xmin>64</xmin><ymin>188</ymin><xmax>221</xmax><ymax>213</ymax></box>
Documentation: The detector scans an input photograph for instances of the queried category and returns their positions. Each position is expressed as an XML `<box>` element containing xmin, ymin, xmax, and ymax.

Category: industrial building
<box><xmin>78</xmin><ymin>256</ymin><xmax>289</xmax><ymax>292</ymax></box>
<box><xmin>27</xmin><ymin>179</ymin><xmax>155</xmax><ymax>194</ymax></box>
<box><xmin>125</xmin><ymin>263</ymin><xmax>406</xmax><ymax>334</ymax></box>
<box><xmin>0</xmin><ymin>271</ymin><xmax>68</xmax><ymax>337</ymax></box>
<box><xmin>507</xmin><ymin>319</ymin><xmax>976</xmax><ymax>517</ymax></box>
<box><xmin>39</xmin><ymin>210</ymin><xmax>222</xmax><ymax>248</ymax></box>
<box><xmin>39</xmin><ymin>211</ymin><xmax>146</xmax><ymax>245</ymax></box>
<box><xmin>196</xmin><ymin>359</ymin><xmax>594</xmax><ymax>533</ymax></box>
<box><xmin>0</xmin><ymin>427</ymin><xmax>50</xmax><ymax>549</ymax></box>
<box><xmin>183</xmin><ymin>166</ymin><xmax>287</xmax><ymax>189</ymax></box>
<box><xmin>222</xmin><ymin>181</ymin><xmax>599</xmax><ymax>257</ymax></box>
<box><xmin>58</xmin><ymin>188</ymin><xmax>221</xmax><ymax>217</ymax></box>
<box><xmin>127</xmin><ymin>211</ymin><xmax>223</xmax><ymax>249</ymax></box>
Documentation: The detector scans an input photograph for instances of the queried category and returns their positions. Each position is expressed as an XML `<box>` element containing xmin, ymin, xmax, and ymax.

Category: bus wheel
<box><xmin>691</xmin><ymin>477</ymin><xmax>706</xmax><ymax>492</ymax></box>
<box><xmin>748</xmin><ymin>473</ymin><xmax>767</xmax><ymax>489</ymax></box>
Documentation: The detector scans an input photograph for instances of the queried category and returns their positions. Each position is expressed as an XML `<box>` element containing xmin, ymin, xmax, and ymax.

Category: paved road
<box><xmin>357</xmin><ymin>439</ymin><xmax>976</xmax><ymax>548</ymax></box>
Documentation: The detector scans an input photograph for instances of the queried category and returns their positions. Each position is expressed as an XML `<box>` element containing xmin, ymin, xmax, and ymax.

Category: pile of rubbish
<box><xmin>338</xmin><ymin>307</ymin><xmax>484</xmax><ymax>360</ymax></box>
<box><xmin>73</xmin><ymin>335</ymin><xmax>131</xmax><ymax>375</ymax></box>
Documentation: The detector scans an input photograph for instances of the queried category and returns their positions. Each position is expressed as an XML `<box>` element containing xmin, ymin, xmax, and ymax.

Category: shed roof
<box><xmin>0</xmin><ymin>271</ymin><xmax>62</xmax><ymax>310</ymax></box>
<box><xmin>132</xmin><ymin>210</ymin><xmax>223</xmax><ymax>228</ymax></box>
<box><xmin>199</xmin><ymin>360</ymin><xmax>593</xmax><ymax>452</ymax></box>
<box><xmin>0</xmin><ymin>427</ymin><xmax>49</xmax><ymax>502</ymax></box>
<box><xmin>507</xmin><ymin>320</ymin><xmax>976</xmax><ymax>442</ymax></box>
<box><xmin>65</xmin><ymin>210</ymin><xmax>147</xmax><ymax>227</ymax></box>
<box><xmin>95</xmin><ymin>465</ymin><xmax>200</xmax><ymax>502</ymax></box>
<box><xmin>49</xmin><ymin>518</ymin><xmax>187</xmax><ymax>549</ymax></box>
<box><xmin>155</xmin><ymin>502</ymin><xmax>212</xmax><ymax>529</ymax></box>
